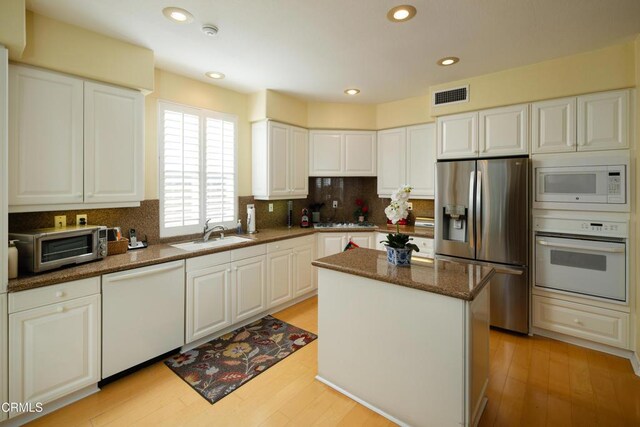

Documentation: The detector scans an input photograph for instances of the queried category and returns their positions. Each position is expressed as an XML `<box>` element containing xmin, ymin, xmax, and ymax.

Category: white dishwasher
<box><xmin>102</xmin><ymin>260</ymin><xmax>185</xmax><ymax>378</ymax></box>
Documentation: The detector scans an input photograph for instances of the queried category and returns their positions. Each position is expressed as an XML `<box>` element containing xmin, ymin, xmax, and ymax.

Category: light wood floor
<box><xmin>29</xmin><ymin>296</ymin><xmax>640</xmax><ymax>427</ymax></box>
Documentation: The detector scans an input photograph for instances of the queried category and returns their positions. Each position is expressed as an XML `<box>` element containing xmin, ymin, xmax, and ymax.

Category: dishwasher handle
<box><xmin>536</xmin><ymin>239</ymin><xmax>625</xmax><ymax>254</ymax></box>
<box><xmin>104</xmin><ymin>261</ymin><xmax>184</xmax><ymax>283</ymax></box>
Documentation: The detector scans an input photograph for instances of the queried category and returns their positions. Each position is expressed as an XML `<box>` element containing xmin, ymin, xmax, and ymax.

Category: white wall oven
<box><xmin>534</xmin><ymin>217</ymin><xmax>628</xmax><ymax>303</ymax></box>
<box><xmin>532</xmin><ymin>152</ymin><xmax>629</xmax><ymax>212</ymax></box>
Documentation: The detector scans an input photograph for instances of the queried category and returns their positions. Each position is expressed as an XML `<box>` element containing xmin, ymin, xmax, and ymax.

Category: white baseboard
<box><xmin>315</xmin><ymin>375</ymin><xmax>409</xmax><ymax>427</ymax></box>
<box><xmin>631</xmin><ymin>352</ymin><xmax>640</xmax><ymax>377</ymax></box>
<box><xmin>1</xmin><ymin>385</ymin><xmax>99</xmax><ymax>426</ymax></box>
<box><xmin>532</xmin><ymin>327</ymin><xmax>638</xmax><ymax>376</ymax></box>
<box><xmin>181</xmin><ymin>290</ymin><xmax>317</xmax><ymax>352</ymax></box>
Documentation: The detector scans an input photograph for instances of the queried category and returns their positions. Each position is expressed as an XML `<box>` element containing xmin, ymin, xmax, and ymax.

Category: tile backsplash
<box><xmin>9</xmin><ymin>178</ymin><xmax>434</xmax><ymax>242</ymax></box>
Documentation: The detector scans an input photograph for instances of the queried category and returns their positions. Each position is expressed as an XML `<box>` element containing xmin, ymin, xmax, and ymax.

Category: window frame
<box><xmin>158</xmin><ymin>100</ymin><xmax>238</xmax><ymax>238</ymax></box>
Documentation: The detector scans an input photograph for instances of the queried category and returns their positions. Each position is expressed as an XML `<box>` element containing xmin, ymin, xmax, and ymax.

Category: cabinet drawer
<box><xmin>412</xmin><ymin>236</ymin><xmax>434</xmax><ymax>259</ymax></box>
<box><xmin>9</xmin><ymin>277</ymin><xmax>101</xmax><ymax>313</ymax></box>
<box><xmin>532</xmin><ymin>296</ymin><xmax>629</xmax><ymax>349</ymax></box>
<box><xmin>231</xmin><ymin>244</ymin><xmax>266</xmax><ymax>261</ymax></box>
<box><xmin>186</xmin><ymin>251</ymin><xmax>231</xmax><ymax>272</ymax></box>
<box><xmin>267</xmin><ymin>235</ymin><xmax>314</xmax><ymax>253</ymax></box>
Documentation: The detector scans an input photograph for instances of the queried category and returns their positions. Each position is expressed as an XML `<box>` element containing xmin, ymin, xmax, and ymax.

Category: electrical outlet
<box><xmin>268</xmin><ymin>203</ymin><xmax>274</xmax><ymax>212</ymax></box>
<box><xmin>407</xmin><ymin>202</ymin><xmax>413</xmax><ymax>210</ymax></box>
<box><xmin>76</xmin><ymin>214</ymin><xmax>88</xmax><ymax>226</ymax></box>
<box><xmin>54</xmin><ymin>215</ymin><xmax>67</xmax><ymax>228</ymax></box>
<box><xmin>332</xmin><ymin>200</ymin><xmax>338</xmax><ymax>208</ymax></box>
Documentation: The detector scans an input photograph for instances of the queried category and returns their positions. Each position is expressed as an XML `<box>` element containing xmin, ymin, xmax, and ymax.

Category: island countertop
<box><xmin>312</xmin><ymin>248</ymin><xmax>493</xmax><ymax>301</ymax></box>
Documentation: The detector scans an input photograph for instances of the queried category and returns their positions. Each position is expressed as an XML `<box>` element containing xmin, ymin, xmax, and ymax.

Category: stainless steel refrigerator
<box><xmin>435</xmin><ymin>157</ymin><xmax>529</xmax><ymax>333</ymax></box>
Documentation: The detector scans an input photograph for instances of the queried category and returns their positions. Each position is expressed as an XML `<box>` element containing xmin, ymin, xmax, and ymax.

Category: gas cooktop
<box><xmin>313</xmin><ymin>222</ymin><xmax>377</xmax><ymax>229</ymax></box>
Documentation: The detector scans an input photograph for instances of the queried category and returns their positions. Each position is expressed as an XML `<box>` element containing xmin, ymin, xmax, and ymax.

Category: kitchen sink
<box><xmin>171</xmin><ymin>236</ymin><xmax>252</xmax><ymax>252</ymax></box>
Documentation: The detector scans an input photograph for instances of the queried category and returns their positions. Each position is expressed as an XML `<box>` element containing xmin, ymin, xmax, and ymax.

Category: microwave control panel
<box><xmin>607</xmin><ymin>166</ymin><xmax>625</xmax><ymax>204</ymax></box>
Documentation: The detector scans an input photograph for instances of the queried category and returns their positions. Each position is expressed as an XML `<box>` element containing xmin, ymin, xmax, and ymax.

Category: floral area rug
<box><xmin>164</xmin><ymin>315</ymin><xmax>317</xmax><ymax>404</ymax></box>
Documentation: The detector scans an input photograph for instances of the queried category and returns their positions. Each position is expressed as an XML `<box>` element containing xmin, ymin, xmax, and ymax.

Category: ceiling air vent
<box><xmin>432</xmin><ymin>85</ymin><xmax>469</xmax><ymax>107</ymax></box>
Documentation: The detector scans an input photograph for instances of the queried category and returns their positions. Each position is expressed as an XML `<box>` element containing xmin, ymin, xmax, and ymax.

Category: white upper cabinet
<box><xmin>252</xmin><ymin>120</ymin><xmax>309</xmax><ymax>200</ymax></box>
<box><xmin>309</xmin><ymin>130</ymin><xmax>376</xmax><ymax>176</ymax></box>
<box><xmin>437</xmin><ymin>112</ymin><xmax>478</xmax><ymax>159</ymax></box>
<box><xmin>406</xmin><ymin>124</ymin><xmax>436</xmax><ymax>198</ymax></box>
<box><xmin>84</xmin><ymin>82</ymin><xmax>144</xmax><ymax>203</ymax></box>
<box><xmin>478</xmin><ymin>104</ymin><xmax>529</xmax><ymax>157</ymax></box>
<box><xmin>577</xmin><ymin>90</ymin><xmax>630</xmax><ymax>151</ymax></box>
<box><xmin>8</xmin><ymin>65</ymin><xmax>145</xmax><ymax>211</ymax></box>
<box><xmin>344</xmin><ymin>132</ymin><xmax>376</xmax><ymax>175</ymax></box>
<box><xmin>377</xmin><ymin>124</ymin><xmax>435</xmax><ymax>198</ymax></box>
<box><xmin>9</xmin><ymin>65</ymin><xmax>84</xmax><ymax>206</ymax></box>
<box><xmin>531</xmin><ymin>97</ymin><xmax>576</xmax><ymax>154</ymax></box>
<box><xmin>377</xmin><ymin>128</ymin><xmax>406</xmax><ymax>196</ymax></box>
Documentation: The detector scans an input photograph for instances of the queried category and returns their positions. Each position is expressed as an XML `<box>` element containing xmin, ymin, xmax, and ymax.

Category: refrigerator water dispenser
<box><xmin>443</xmin><ymin>205</ymin><xmax>467</xmax><ymax>242</ymax></box>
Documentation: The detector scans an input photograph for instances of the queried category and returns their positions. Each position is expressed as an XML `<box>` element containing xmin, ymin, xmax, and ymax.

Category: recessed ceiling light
<box><xmin>438</xmin><ymin>57</ymin><xmax>460</xmax><ymax>66</ymax></box>
<box><xmin>387</xmin><ymin>5</ymin><xmax>417</xmax><ymax>22</ymax></box>
<box><xmin>205</xmin><ymin>71</ymin><xmax>225</xmax><ymax>79</ymax></box>
<box><xmin>344</xmin><ymin>88</ymin><xmax>360</xmax><ymax>96</ymax></box>
<box><xmin>162</xmin><ymin>7</ymin><xmax>194</xmax><ymax>23</ymax></box>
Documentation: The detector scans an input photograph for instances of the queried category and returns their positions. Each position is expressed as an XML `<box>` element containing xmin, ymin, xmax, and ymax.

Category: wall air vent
<box><xmin>432</xmin><ymin>85</ymin><xmax>469</xmax><ymax>106</ymax></box>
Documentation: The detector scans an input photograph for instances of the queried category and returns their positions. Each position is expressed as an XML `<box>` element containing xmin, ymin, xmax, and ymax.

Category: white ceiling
<box><xmin>25</xmin><ymin>0</ymin><xmax>640</xmax><ymax>103</ymax></box>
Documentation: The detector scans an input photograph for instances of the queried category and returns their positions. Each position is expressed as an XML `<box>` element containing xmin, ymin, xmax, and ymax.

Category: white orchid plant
<box><xmin>381</xmin><ymin>186</ymin><xmax>419</xmax><ymax>252</ymax></box>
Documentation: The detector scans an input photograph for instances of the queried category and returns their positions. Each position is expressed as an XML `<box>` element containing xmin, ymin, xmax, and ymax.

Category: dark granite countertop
<box><xmin>8</xmin><ymin>226</ymin><xmax>382</xmax><ymax>293</ymax></box>
<box><xmin>312</xmin><ymin>248</ymin><xmax>492</xmax><ymax>301</ymax></box>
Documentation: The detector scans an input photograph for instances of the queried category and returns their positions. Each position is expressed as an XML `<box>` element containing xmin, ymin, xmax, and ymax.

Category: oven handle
<box><xmin>536</xmin><ymin>239</ymin><xmax>625</xmax><ymax>253</ymax></box>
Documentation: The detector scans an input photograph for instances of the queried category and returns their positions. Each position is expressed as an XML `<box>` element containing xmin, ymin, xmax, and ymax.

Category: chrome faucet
<box><xmin>203</xmin><ymin>219</ymin><xmax>226</xmax><ymax>242</ymax></box>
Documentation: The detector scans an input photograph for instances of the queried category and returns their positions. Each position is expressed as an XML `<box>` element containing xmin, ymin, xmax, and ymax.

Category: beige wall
<box><xmin>376</xmin><ymin>95</ymin><xmax>432</xmax><ymax>129</ymax></box>
<box><xmin>146</xmin><ymin>69</ymin><xmax>252</xmax><ymax>199</ymax></box>
<box><xmin>17</xmin><ymin>11</ymin><xmax>154</xmax><ymax>92</ymax></box>
<box><xmin>429</xmin><ymin>42</ymin><xmax>636</xmax><ymax>117</ymax></box>
<box><xmin>265</xmin><ymin>89</ymin><xmax>307</xmax><ymax>127</ymax></box>
<box><xmin>248</xmin><ymin>90</ymin><xmax>267</xmax><ymax>123</ymax></box>
<box><xmin>307</xmin><ymin>101</ymin><xmax>376</xmax><ymax>130</ymax></box>
<box><xmin>0</xmin><ymin>0</ymin><xmax>25</xmax><ymax>58</ymax></box>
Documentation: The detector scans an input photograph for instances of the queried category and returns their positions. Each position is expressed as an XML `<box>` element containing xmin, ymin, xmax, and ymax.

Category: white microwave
<box><xmin>532</xmin><ymin>153</ymin><xmax>630</xmax><ymax>212</ymax></box>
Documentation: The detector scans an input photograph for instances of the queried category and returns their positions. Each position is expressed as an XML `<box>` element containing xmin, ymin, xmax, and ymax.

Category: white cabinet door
<box><xmin>186</xmin><ymin>264</ymin><xmax>232</xmax><ymax>343</ymax></box>
<box><xmin>0</xmin><ymin>294</ymin><xmax>7</xmax><ymax>422</ymax></box>
<box><xmin>9</xmin><ymin>294</ymin><xmax>100</xmax><ymax>410</ymax></box>
<box><xmin>267</xmin><ymin>249</ymin><xmax>293</xmax><ymax>308</ymax></box>
<box><xmin>348</xmin><ymin>232</ymin><xmax>374</xmax><ymax>249</ymax></box>
<box><xmin>309</xmin><ymin>131</ymin><xmax>342</xmax><ymax>176</ymax></box>
<box><xmin>317</xmin><ymin>233</ymin><xmax>346</xmax><ymax>258</ymax></box>
<box><xmin>9</xmin><ymin>65</ymin><xmax>84</xmax><ymax>206</ymax></box>
<box><xmin>406</xmin><ymin>123</ymin><xmax>436</xmax><ymax>198</ymax></box>
<box><xmin>412</xmin><ymin>236</ymin><xmax>435</xmax><ymax>259</ymax></box>
<box><xmin>268</xmin><ymin>122</ymin><xmax>291</xmax><ymax>197</ymax></box>
<box><xmin>344</xmin><ymin>132</ymin><xmax>376</xmax><ymax>176</ymax></box>
<box><xmin>377</xmin><ymin>128</ymin><xmax>406</xmax><ymax>196</ymax></box>
<box><xmin>479</xmin><ymin>104</ymin><xmax>529</xmax><ymax>157</ymax></box>
<box><xmin>290</xmin><ymin>126</ymin><xmax>309</xmax><ymax>196</ymax></box>
<box><xmin>531</xmin><ymin>97</ymin><xmax>576</xmax><ymax>154</ymax></box>
<box><xmin>577</xmin><ymin>90</ymin><xmax>629</xmax><ymax>151</ymax></box>
<box><xmin>437</xmin><ymin>112</ymin><xmax>478</xmax><ymax>159</ymax></box>
<box><xmin>294</xmin><ymin>243</ymin><xmax>315</xmax><ymax>295</ymax></box>
<box><xmin>232</xmin><ymin>255</ymin><xmax>267</xmax><ymax>322</ymax></box>
<box><xmin>84</xmin><ymin>82</ymin><xmax>144</xmax><ymax>204</ymax></box>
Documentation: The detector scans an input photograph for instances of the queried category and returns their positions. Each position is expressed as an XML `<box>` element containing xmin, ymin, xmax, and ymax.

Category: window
<box><xmin>159</xmin><ymin>101</ymin><xmax>237</xmax><ymax>237</ymax></box>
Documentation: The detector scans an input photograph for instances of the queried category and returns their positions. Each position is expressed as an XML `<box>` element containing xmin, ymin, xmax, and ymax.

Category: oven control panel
<box><xmin>534</xmin><ymin>216</ymin><xmax>628</xmax><ymax>238</ymax></box>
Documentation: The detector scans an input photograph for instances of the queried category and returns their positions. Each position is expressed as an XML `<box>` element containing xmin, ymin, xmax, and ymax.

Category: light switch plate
<box><xmin>268</xmin><ymin>203</ymin><xmax>274</xmax><ymax>212</ymax></box>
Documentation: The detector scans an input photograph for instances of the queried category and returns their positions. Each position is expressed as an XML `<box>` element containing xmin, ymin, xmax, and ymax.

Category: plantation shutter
<box><xmin>205</xmin><ymin>116</ymin><xmax>235</xmax><ymax>223</ymax></box>
<box><xmin>162</xmin><ymin>108</ymin><xmax>201</xmax><ymax>229</ymax></box>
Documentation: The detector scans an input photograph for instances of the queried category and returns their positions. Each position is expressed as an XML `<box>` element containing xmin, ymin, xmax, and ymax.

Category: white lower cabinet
<box><xmin>532</xmin><ymin>295</ymin><xmax>629</xmax><ymax>349</ymax></box>
<box><xmin>1</xmin><ymin>294</ymin><xmax>8</xmax><ymax>422</ymax></box>
<box><xmin>186</xmin><ymin>263</ymin><xmax>232</xmax><ymax>344</ymax></box>
<box><xmin>293</xmin><ymin>242</ymin><xmax>314</xmax><ymax>296</ymax></box>
<box><xmin>267</xmin><ymin>236</ymin><xmax>316</xmax><ymax>308</ymax></box>
<box><xmin>267</xmin><ymin>249</ymin><xmax>293</xmax><ymax>308</ymax></box>
<box><xmin>232</xmin><ymin>255</ymin><xmax>267</xmax><ymax>323</ymax></box>
<box><xmin>8</xmin><ymin>280</ymin><xmax>100</xmax><ymax>415</ymax></box>
<box><xmin>317</xmin><ymin>232</ymin><xmax>374</xmax><ymax>258</ymax></box>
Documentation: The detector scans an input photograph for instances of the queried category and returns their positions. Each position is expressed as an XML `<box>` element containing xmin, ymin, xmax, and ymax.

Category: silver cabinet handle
<box><xmin>536</xmin><ymin>240</ymin><xmax>624</xmax><ymax>253</ymax></box>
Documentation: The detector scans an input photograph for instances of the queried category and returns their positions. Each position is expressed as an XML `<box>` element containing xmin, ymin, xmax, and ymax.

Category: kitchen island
<box><xmin>312</xmin><ymin>248</ymin><xmax>494</xmax><ymax>427</ymax></box>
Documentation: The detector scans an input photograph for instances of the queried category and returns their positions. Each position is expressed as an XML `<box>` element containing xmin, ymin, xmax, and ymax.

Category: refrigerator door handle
<box><xmin>468</xmin><ymin>171</ymin><xmax>475</xmax><ymax>249</ymax></box>
<box><xmin>476</xmin><ymin>170</ymin><xmax>482</xmax><ymax>253</ymax></box>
